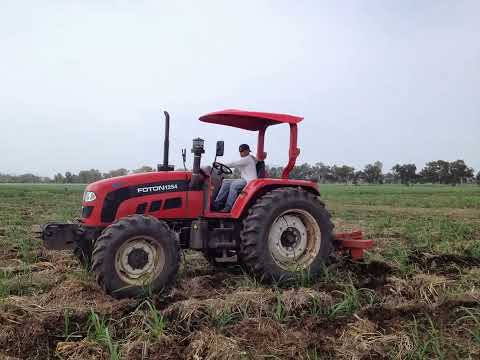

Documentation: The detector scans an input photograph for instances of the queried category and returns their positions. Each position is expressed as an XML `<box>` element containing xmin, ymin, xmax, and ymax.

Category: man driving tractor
<box><xmin>213</xmin><ymin>143</ymin><xmax>257</xmax><ymax>212</ymax></box>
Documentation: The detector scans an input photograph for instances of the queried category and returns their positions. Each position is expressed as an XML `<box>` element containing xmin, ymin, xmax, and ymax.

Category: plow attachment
<box><xmin>334</xmin><ymin>231</ymin><xmax>373</xmax><ymax>259</ymax></box>
<box><xmin>33</xmin><ymin>222</ymin><xmax>81</xmax><ymax>250</ymax></box>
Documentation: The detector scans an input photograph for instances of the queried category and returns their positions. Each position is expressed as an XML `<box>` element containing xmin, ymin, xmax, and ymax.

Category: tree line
<box><xmin>1</xmin><ymin>160</ymin><xmax>479</xmax><ymax>185</ymax></box>
<box><xmin>0</xmin><ymin>166</ymin><xmax>154</xmax><ymax>184</ymax></box>
<box><xmin>269</xmin><ymin>159</ymin><xmax>479</xmax><ymax>185</ymax></box>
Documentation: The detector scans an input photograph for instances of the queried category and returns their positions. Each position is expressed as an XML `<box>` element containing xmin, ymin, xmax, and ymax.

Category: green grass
<box><xmin>144</xmin><ymin>301</ymin><xmax>168</xmax><ymax>339</ymax></box>
<box><xmin>406</xmin><ymin>316</ymin><xmax>449</xmax><ymax>359</ymax></box>
<box><xmin>0</xmin><ymin>267</ymin><xmax>55</xmax><ymax>298</ymax></box>
<box><xmin>456</xmin><ymin>307</ymin><xmax>480</xmax><ymax>344</ymax></box>
<box><xmin>210</xmin><ymin>308</ymin><xmax>241</xmax><ymax>328</ymax></box>
<box><xmin>328</xmin><ymin>283</ymin><xmax>362</xmax><ymax>318</ymax></box>
<box><xmin>272</xmin><ymin>291</ymin><xmax>288</xmax><ymax>322</ymax></box>
<box><xmin>0</xmin><ymin>184</ymin><xmax>85</xmax><ymax>262</ymax></box>
<box><xmin>382</xmin><ymin>242</ymin><xmax>414</xmax><ymax>275</ymax></box>
<box><xmin>87</xmin><ymin>310</ymin><xmax>120</xmax><ymax>360</ymax></box>
<box><xmin>320</xmin><ymin>184</ymin><xmax>480</xmax><ymax>209</ymax></box>
<box><xmin>0</xmin><ymin>183</ymin><xmax>479</xmax><ymax>358</ymax></box>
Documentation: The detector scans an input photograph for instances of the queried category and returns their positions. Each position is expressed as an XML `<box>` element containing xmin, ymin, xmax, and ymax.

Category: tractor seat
<box><xmin>256</xmin><ymin>160</ymin><xmax>266</xmax><ymax>178</ymax></box>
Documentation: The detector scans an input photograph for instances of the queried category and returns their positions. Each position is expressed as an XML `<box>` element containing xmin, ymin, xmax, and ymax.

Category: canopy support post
<box><xmin>282</xmin><ymin>124</ymin><xmax>300</xmax><ymax>179</ymax></box>
<box><xmin>257</xmin><ymin>126</ymin><xmax>267</xmax><ymax>161</ymax></box>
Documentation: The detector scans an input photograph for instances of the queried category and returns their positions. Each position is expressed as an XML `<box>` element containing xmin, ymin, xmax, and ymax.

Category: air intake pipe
<box><xmin>190</xmin><ymin>138</ymin><xmax>205</xmax><ymax>190</ymax></box>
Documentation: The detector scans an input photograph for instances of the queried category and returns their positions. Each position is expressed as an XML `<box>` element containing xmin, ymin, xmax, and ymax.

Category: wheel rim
<box><xmin>114</xmin><ymin>236</ymin><xmax>165</xmax><ymax>286</ymax></box>
<box><xmin>268</xmin><ymin>209</ymin><xmax>322</xmax><ymax>270</ymax></box>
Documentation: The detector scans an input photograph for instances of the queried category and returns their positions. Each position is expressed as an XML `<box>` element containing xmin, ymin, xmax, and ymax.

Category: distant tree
<box><xmin>103</xmin><ymin>168</ymin><xmax>129</xmax><ymax>178</ymax></box>
<box><xmin>419</xmin><ymin>160</ymin><xmax>474</xmax><ymax>185</ymax></box>
<box><xmin>363</xmin><ymin>161</ymin><xmax>383</xmax><ymax>184</ymax></box>
<box><xmin>312</xmin><ymin>162</ymin><xmax>332</xmax><ymax>183</ymax></box>
<box><xmin>0</xmin><ymin>173</ymin><xmax>14</xmax><ymax>183</ymax></box>
<box><xmin>332</xmin><ymin>165</ymin><xmax>355</xmax><ymax>183</ymax></box>
<box><xmin>476</xmin><ymin>171</ymin><xmax>480</xmax><ymax>185</ymax></box>
<box><xmin>16</xmin><ymin>173</ymin><xmax>42</xmax><ymax>183</ymax></box>
<box><xmin>449</xmin><ymin>160</ymin><xmax>474</xmax><ymax>185</ymax></box>
<box><xmin>64</xmin><ymin>171</ymin><xmax>74</xmax><ymax>183</ymax></box>
<box><xmin>132</xmin><ymin>165</ymin><xmax>154</xmax><ymax>173</ymax></box>
<box><xmin>264</xmin><ymin>166</ymin><xmax>280</xmax><ymax>178</ymax></box>
<box><xmin>53</xmin><ymin>173</ymin><xmax>65</xmax><ymax>183</ymax></box>
<box><xmin>353</xmin><ymin>170</ymin><xmax>365</xmax><ymax>185</ymax></box>
<box><xmin>419</xmin><ymin>160</ymin><xmax>449</xmax><ymax>184</ymax></box>
<box><xmin>77</xmin><ymin>169</ymin><xmax>102</xmax><ymax>184</ymax></box>
<box><xmin>288</xmin><ymin>163</ymin><xmax>314</xmax><ymax>179</ymax></box>
<box><xmin>383</xmin><ymin>172</ymin><xmax>395</xmax><ymax>184</ymax></box>
<box><xmin>392</xmin><ymin>164</ymin><xmax>417</xmax><ymax>186</ymax></box>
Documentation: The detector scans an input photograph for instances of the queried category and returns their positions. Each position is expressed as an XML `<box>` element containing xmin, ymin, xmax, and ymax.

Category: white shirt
<box><xmin>226</xmin><ymin>155</ymin><xmax>258</xmax><ymax>183</ymax></box>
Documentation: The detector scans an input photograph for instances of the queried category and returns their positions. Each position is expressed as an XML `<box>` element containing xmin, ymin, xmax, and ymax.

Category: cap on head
<box><xmin>239</xmin><ymin>144</ymin><xmax>250</xmax><ymax>152</ymax></box>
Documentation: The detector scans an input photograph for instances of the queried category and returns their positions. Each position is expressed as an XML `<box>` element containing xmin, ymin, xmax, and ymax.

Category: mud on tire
<box><xmin>239</xmin><ymin>187</ymin><xmax>334</xmax><ymax>283</ymax></box>
<box><xmin>92</xmin><ymin>215</ymin><xmax>180</xmax><ymax>298</ymax></box>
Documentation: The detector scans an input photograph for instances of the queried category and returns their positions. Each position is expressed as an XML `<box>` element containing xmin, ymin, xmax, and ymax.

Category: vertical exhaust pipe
<box><xmin>163</xmin><ymin>111</ymin><xmax>170</xmax><ymax>169</ymax></box>
<box><xmin>158</xmin><ymin>111</ymin><xmax>174</xmax><ymax>171</ymax></box>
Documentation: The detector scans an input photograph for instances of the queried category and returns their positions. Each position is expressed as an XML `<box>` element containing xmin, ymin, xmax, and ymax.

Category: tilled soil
<box><xmin>0</xmin><ymin>249</ymin><xmax>479</xmax><ymax>359</ymax></box>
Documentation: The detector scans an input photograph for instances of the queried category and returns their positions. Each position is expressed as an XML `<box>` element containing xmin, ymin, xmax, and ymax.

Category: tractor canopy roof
<box><xmin>199</xmin><ymin>109</ymin><xmax>303</xmax><ymax>131</ymax></box>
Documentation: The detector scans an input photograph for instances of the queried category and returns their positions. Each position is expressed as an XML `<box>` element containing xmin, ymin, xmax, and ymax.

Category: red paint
<box><xmin>199</xmin><ymin>109</ymin><xmax>303</xmax><ymax>131</ymax></box>
<box><xmin>82</xmin><ymin>171</ymin><xmax>193</xmax><ymax>227</ymax></box>
<box><xmin>200</xmin><ymin>109</ymin><xmax>303</xmax><ymax>179</ymax></box>
<box><xmin>335</xmin><ymin>231</ymin><xmax>374</xmax><ymax>259</ymax></box>
<box><xmin>205</xmin><ymin>178</ymin><xmax>319</xmax><ymax>219</ymax></box>
<box><xmin>115</xmin><ymin>192</ymin><xmax>188</xmax><ymax>220</ymax></box>
<box><xmin>282</xmin><ymin>124</ymin><xmax>300</xmax><ymax>179</ymax></box>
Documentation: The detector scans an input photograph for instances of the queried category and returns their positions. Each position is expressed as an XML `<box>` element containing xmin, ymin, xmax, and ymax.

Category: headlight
<box><xmin>83</xmin><ymin>191</ymin><xmax>97</xmax><ymax>202</ymax></box>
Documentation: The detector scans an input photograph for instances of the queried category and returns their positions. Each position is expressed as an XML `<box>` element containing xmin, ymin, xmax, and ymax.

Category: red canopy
<box><xmin>199</xmin><ymin>109</ymin><xmax>303</xmax><ymax>131</ymax></box>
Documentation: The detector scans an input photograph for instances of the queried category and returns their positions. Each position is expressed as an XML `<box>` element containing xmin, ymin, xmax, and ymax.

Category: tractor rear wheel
<box><xmin>92</xmin><ymin>215</ymin><xmax>180</xmax><ymax>298</ymax></box>
<box><xmin>239</xmin><ymin>188</ymin><xmax>334</xmax><ymax>283</ymax></box>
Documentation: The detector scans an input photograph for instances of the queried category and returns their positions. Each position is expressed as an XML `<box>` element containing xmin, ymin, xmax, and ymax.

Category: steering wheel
<box><xmin>212</xmin><ymin>161</ymin><xmax>233</xmax><ymax>175</ymax></box>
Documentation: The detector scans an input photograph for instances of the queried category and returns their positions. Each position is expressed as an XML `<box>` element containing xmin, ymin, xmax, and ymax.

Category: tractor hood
<box><xmin>85</xmin><ymin>171</ymin><xmax>192</xmax><ymax>195</ymax></box>
<box><xmin>82</xmin><ymin>171</ymin><xmax>193</xmax><ymax>225</ymax></box>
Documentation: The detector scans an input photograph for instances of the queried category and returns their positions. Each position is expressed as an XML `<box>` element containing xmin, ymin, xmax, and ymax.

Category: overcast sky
<box><xmin>1</xmin><ymin>0</ymin><xmax>479</xmax><ymax>177</ymax></box>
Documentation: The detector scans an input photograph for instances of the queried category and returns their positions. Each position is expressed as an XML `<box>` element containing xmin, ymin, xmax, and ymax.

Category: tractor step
<box><xmin>334</xmin><ymin>231</ymin><xmax>373</xmax><ymax>260</ymax></box>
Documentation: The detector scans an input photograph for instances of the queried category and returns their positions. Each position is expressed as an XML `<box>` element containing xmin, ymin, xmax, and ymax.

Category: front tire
<box><xmin>239</xmin><ymin>187</ymin><xmax>334</xmax><ymax>283</ymax></box>
<box><xmin>92</xmin><ymin>215</ymin><xmax>180</xmax><ymax>298</ymax></box>
<box><xmin>73</xmin><ymin>240</ymin><xmax>93</xmax><ymax>268</ymax></box>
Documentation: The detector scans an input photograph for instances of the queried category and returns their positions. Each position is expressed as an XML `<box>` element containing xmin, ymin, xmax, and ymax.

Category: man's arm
<box><xmin>225</xmin><ymin>157</ymin><xmax>251</xmax><ymax>168</ymax></box>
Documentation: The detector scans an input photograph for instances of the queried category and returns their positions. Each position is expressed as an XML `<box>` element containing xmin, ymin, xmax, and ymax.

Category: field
<box><xmin>1</xmin><ymin>183</ymin><xmax>480</xmax><ymax>359</ymax></box>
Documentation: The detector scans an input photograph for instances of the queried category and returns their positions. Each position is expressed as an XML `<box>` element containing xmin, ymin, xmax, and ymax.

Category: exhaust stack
<box><xmin>158</xmin><ymin>111</ymin><xmax>174</xmax><ymax>171</ymax></box>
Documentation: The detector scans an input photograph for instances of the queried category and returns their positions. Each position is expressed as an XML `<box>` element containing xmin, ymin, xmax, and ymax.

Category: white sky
<box><xmin>1</xmin><ymin>0</ymin><xmax>479</xmax><ymax>176</ymax></box>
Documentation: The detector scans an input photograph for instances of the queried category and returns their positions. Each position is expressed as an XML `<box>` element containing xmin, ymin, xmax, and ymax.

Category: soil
<box><xmin>0</xmin><ymin>248</ymin><xmax>479</xmax><ymax>359</ymax></box>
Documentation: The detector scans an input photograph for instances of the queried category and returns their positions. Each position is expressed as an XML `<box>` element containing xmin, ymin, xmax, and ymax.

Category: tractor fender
<box><xmin>229</xmin><ymin>178</ymin><xmax>320</xmax><ymax>219</ymax></box>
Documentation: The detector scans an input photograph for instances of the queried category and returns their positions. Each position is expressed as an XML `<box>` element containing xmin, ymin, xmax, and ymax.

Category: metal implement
<box><xmin>335</xmin><ymin>231</ymin><xmax>374</xmax><ymax>259</ymax></box>
<box><xmin>37</xmin><ymin>223</ymin><xmax>81</xmax><ymax>250</ymax></box>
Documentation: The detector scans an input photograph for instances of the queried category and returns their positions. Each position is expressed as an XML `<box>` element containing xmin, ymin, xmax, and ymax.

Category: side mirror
<box><xmin>216</xmin><ymin>141</ymin><xmax>224</xmax><ymax>157</ymax></box>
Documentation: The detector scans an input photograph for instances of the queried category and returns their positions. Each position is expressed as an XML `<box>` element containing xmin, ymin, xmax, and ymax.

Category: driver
<box><xmin>213</xmin><ymin>144</ymin><xmax>257</xmax><ymax>212</ymax></box>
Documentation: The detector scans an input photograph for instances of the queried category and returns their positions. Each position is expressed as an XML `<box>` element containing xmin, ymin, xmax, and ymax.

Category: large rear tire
<box><xmin>92</xmin><ymin>215</ymin><xmax>180</xmax><ymax>298</ymax></box>
<box><xmin>239</xmin><ymin>187</ymin><xmax>334</xmax><ymax>283</ymax></box>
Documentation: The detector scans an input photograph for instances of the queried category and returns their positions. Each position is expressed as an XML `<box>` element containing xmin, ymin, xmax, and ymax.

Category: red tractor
<box><xmin>40</xmin><ymin>109</ymin><xmax>372</xmax><ymax>298</ymax></box>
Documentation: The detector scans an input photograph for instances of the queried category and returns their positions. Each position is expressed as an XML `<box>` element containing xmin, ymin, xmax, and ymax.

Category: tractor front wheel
<box><xmin>92</xmin><ymin>215</ymin><xmax>180</xmax><ymax>298</ymax></box>
<box><xmin>73</xmin><ymin>242</ymin><xmax>92</xmax><ymax>268</ymax></box>
<box><xmin>239</xmin><ymin>188</ymin><xmax>334</xmax><ymax>283</ymax></box>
